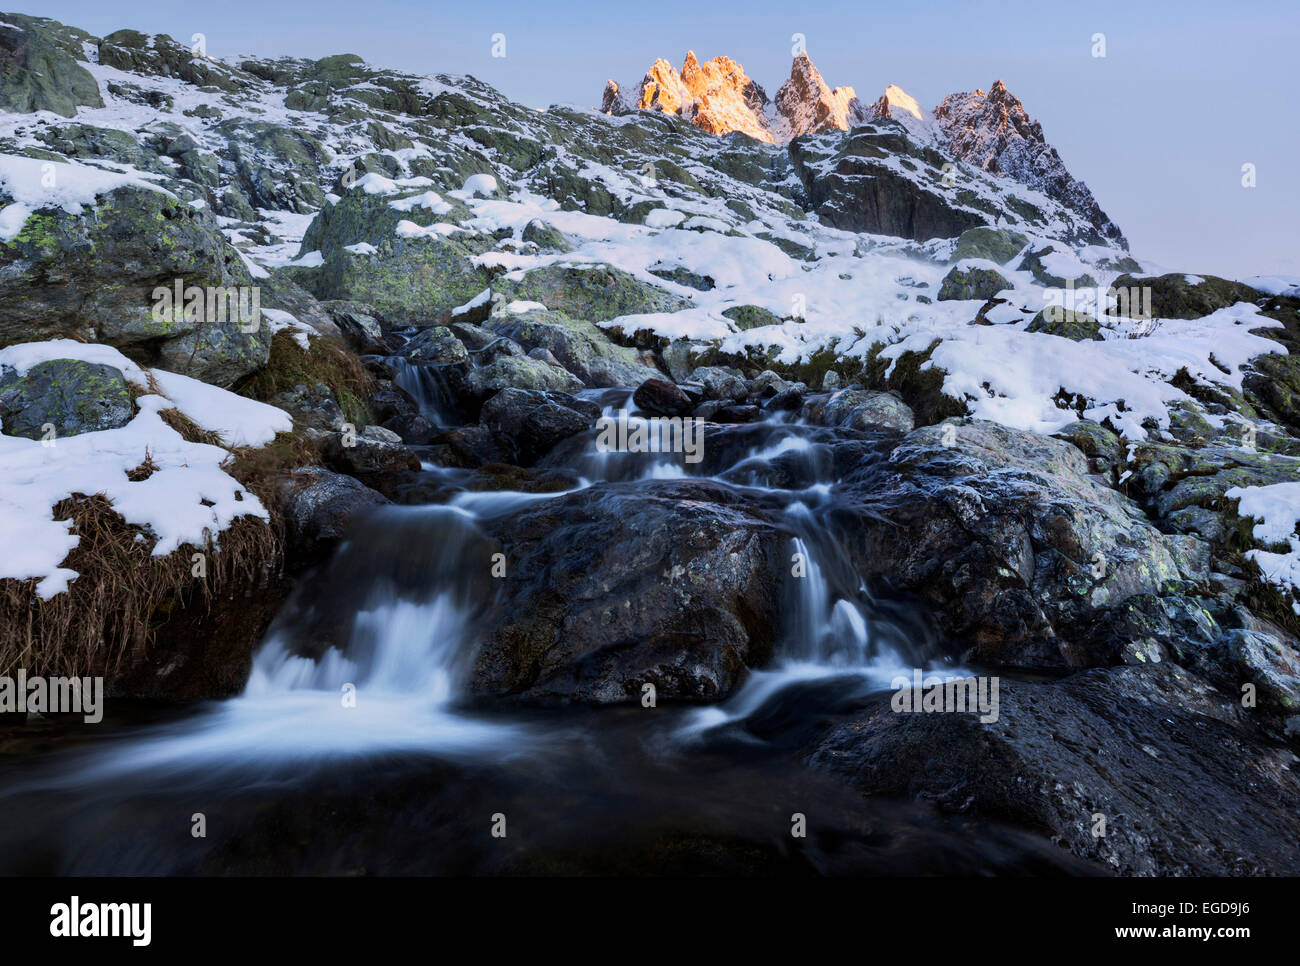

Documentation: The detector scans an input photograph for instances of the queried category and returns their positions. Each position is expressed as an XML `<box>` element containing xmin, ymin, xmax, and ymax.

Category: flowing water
<box><xmin>0</xmin><ymin>376</ymin><xmax>1083</xmax><ymax>875</ymax></box>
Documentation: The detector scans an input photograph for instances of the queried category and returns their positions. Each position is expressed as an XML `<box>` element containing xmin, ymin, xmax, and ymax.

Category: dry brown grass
<box><xmin>234</xmin><ymin>330</ymin><xmax>377</xmax><ymax>426</ymax></box>
<box><xmin>158</xmin><ymin>406</ymin><xmax>224</xmax><ymax>446</ymax></box>
<box><xmin>224</xmin><ymin>428</ymin><xmax>323</xmax><ymax>516</ymax></box>
<box><xmin>0</xmin><ymin>494</ymin><xmax>279</xmax><ymax>682</ymax></box>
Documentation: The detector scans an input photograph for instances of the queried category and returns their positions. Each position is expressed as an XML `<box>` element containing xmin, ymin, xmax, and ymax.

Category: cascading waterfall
<box><xmin>1</xmin><ymin>406</ymin><xmax>949</xmax><ymax>790</ymax></box>
<box><xmin>389</xmin><ymin>356</ymin><xmax>460</xmax><ymax>426</ymax></box>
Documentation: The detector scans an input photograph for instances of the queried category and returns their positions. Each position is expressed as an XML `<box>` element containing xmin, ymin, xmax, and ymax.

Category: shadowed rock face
<box><xmin>832</xmin><ymin>419</ymin><xmax>1201</xmax><ymax>670</ymax></box>
<box><xmin>807</xmin><ymin>662</ymin><xmax>1300</xmax><ymax>875</ymax></box>
<box><xmin>0</xmin><ymin>15</ymin><xmax>103</xmax><ymax>117</ymax></box>
<box><xmin>473</xmin><ymin>479</ymin><xmax>788</xmax><ymax>704</ymax></box>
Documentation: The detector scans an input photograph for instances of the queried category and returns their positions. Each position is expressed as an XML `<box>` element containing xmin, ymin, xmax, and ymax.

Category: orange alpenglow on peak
<box><xmin>600</xmin><ymin>49</ymin><xmax>868</xmax><ymax>144</ymax></box>
<box><xmin>625</xmin><ymin>51</ymin><xmax>773</xmax><ymax>143</ymax></box>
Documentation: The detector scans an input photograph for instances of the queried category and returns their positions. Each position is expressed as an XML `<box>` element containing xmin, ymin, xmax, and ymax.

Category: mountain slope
<box><xmin>603</xmin><ymin>54</ymin><xmax>1125</xmax><ymax>247</ymax></box>
<box><xmin>1</xmin><ymin>12</ymin><xmax>1296</xmax><ymax>629</ymax></box>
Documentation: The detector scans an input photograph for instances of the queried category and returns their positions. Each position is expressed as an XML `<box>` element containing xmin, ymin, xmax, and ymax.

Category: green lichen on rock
<box><xmin>0</xmin><ymin>14</ymin><xmax>104</xmax><ymax>117</ymax></box>
<box><xmin>950</xmin><ymin>226</ymin><xmax>1028</xmax><ymax>265</ymax></box>
<box><xmin>1</xmin><ymin>186</ymin><xmax>267</xmax><ymax>384</ymax></box>
<box><xmin>486</xmin><ymin>308</ymin><xmax>660</xmax><ymax>388</ymax></box>
<box><xmin>1109</xmin><ymin>272</ymin><xmax>1261</xmax><ymax>320</ymax></box>
<box><xmin>299</xmin><ymin>185</ymin><xmax>470</xmax><ymax>256</ymax></box>
<box><xmin>722</xmin><ymin>304</ymin><xmax>785</xmax><ymax>331</ymax></box>
<box><xmin>466</xmin><ymin>353</ymin><xmax>584</xmax><ymax>398</ymax></box>
<box><xmin>296</xmin><ymin>235</ymin><xmax>492</xmax><ymax>324</ymax></box>
<box><xmin>1026</xmin><ymin>307</ymin><xmax>1103</xmax><ymax>341</ymax></box>
<box><xmin>492</xmin><ymin>264</ymin><xmax>691</xmax><ymax>324</ymax></box>
<box><xmin>0</xmin><ymin>359</ymin><xmax>132</xmax><ymax>439</ymax></box>
<box><xmin>937</xmin><ymin>263</ymin><xmax>1011</xmax><ymax>302</ymax></box>
<box><xmin>648</xmin><ymin>264</ymin><xmax>714</xmax><ymax>291</ymax></box>
<box><xmin>520</xmin><ymin>219</ymin><xmax>571</xmax><ymax>252</ymax></box>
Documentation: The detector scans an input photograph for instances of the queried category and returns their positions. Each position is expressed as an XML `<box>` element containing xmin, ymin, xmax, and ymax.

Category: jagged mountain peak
<box><xmin>868</xmin><ymin>83</ymin><xmax>924</xmax><ymax>122</ymax></box>
<box><xmin>599</xmin><ymin>54</ymin><xmax>1123</xmax><ymax>245</ymax></box>
<box><xmin>600</xmin><ymin>49</ymin><xmax>864</xmax><ymax>144</ymax></box>
<box><xmin>933</xmin><ymin>79</ymin><xmax>1126</xmax><ymax>248</ymax></box>
<box><xmin>602</xmin><ymin>50</ymin><xmax>773</xmax><ymax>142</ymax></box>
<box><xmin>772</xmin><ymin>51</ymin><xmax>867</xmax><ymax>140</ymax></box>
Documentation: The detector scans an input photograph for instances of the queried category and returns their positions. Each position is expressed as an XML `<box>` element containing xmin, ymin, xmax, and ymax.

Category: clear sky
<box><xmin>22</xmin><ymin>0</ymin><xmax>1300</xmax><ymax>278</ymax></box>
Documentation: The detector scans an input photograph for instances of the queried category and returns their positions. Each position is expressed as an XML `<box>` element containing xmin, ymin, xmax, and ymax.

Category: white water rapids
<box><xmin>4</xmin><ymin>386</ymin><xmax>960</xmax><ymax>794</ymax></box>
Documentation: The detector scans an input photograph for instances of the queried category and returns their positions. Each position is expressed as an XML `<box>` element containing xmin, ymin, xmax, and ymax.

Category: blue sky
<box><xmin>25</xmin><ymin>0</ymin><xmax>1300</xmax><ymax>278</ymax></box>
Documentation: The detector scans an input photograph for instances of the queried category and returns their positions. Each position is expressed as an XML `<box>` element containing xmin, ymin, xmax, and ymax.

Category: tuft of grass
<box><xmin>125</xmin><ymin>449</ymin><xmax>159</xmax><ymax>482</ymax></box>
<box><xmin>158</xmin><ymin>407</ymin><xmax>224</xmax><ymax>446</ymax></box>
<box><xmin>224</xmin><ymin>429</ymin><xmax>323</xmax><ymax>514</ymax></box>
<box><xmin>234</xmin><ymin>331</ymin><xmax>377</xmax><ymax>426</ymax></box>
<box><xmin>861</xmin><ymin>339</ymin><xmax>968</xmax><ymax>427</ymax></box>
<box><xmin>1220</xmin><ymin>498</ymin><xmax>1300</xmax><ymax>638</ymax></box>
<box><xmin>0</xmin><ymin>494</ymin><xmax>279</xmax><ymax>681</ymax></box>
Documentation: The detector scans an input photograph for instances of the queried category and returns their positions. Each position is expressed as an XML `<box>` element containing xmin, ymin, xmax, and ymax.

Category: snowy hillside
<box><xmin>1</xmin><ymin>10</ymin><xmax>1298</xmax><ymax>706</ymax></box>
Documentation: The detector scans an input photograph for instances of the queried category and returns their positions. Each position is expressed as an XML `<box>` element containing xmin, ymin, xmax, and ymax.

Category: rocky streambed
<box><xmin>3</xmin><ymin>310</ymin><xmax>1298</xmax><ymax>876</ymax></box>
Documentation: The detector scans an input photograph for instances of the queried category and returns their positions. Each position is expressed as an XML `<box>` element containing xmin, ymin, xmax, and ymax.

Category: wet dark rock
<box><xmin>448</xmin><ymin>321</ymin><xmax>499</xmax><ymax>350</ymax></box>
<box><xmin>692</xmin><ymin>366</ymin><xmax>748</xmax><ymax>402</ymax></box>
<box><xmin>804</xmin><ymin>389</ymin><xmax>915</xmax><ymax>433</ymax></box>
<box><xmin>767</xmin><ymin>387</ymin><xmax>805</xmax><ymax>412</ymax></box>
<box><xmin>478</xmin><ymin>336</ymin><xmax>525</xmax><ymax>363</ymax></box>
<box><xmin>319</xmin><ymin>425</ymin><xmax>420</xmax><ymax>484</ymax></box>
<box><xmin>473</xmin><ymin>480</ymin><xmax>787</xmax><ymax>703</ymax></box>
<box><xmin>710</xmin><ymin>404</ymin><xmax>764</xmax><ymax>424</ymax></box>
<box><xmin>808</xmin><ymin>663</ymin><xmax>1300</xmax><ymax>875</ymax></box>
<box><xmin>266</xmin><ymin>381</ymin><xmax>346</xmax><ymax>432</ymax></box>
<box><xmin>834</xmin><ymin>419</ymin><xmax>1195</xmax><ymax>669</ymax></box>
<box><xmin>633</xmin><ymin>378</ymin><xmax>693</xmax><ymax>417</ymax></box>
<box><xmin>280</xmin><ymin>466</ymin><xmax>391</xmax><ymax>558</ymax></box>
<box><xmin>325</xmin><ymin>302</ymin><xmax>390</xmax><ymax>354</ymax></box>
<box><xmin>479</xmin><ymin>387</ymin><xmax>600</xmax><ymax>466</ymax></box>
<box><xmin>404</xmin><ymin>326</ymin><xmax>468</xmax><ymax>365</ymax></box>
